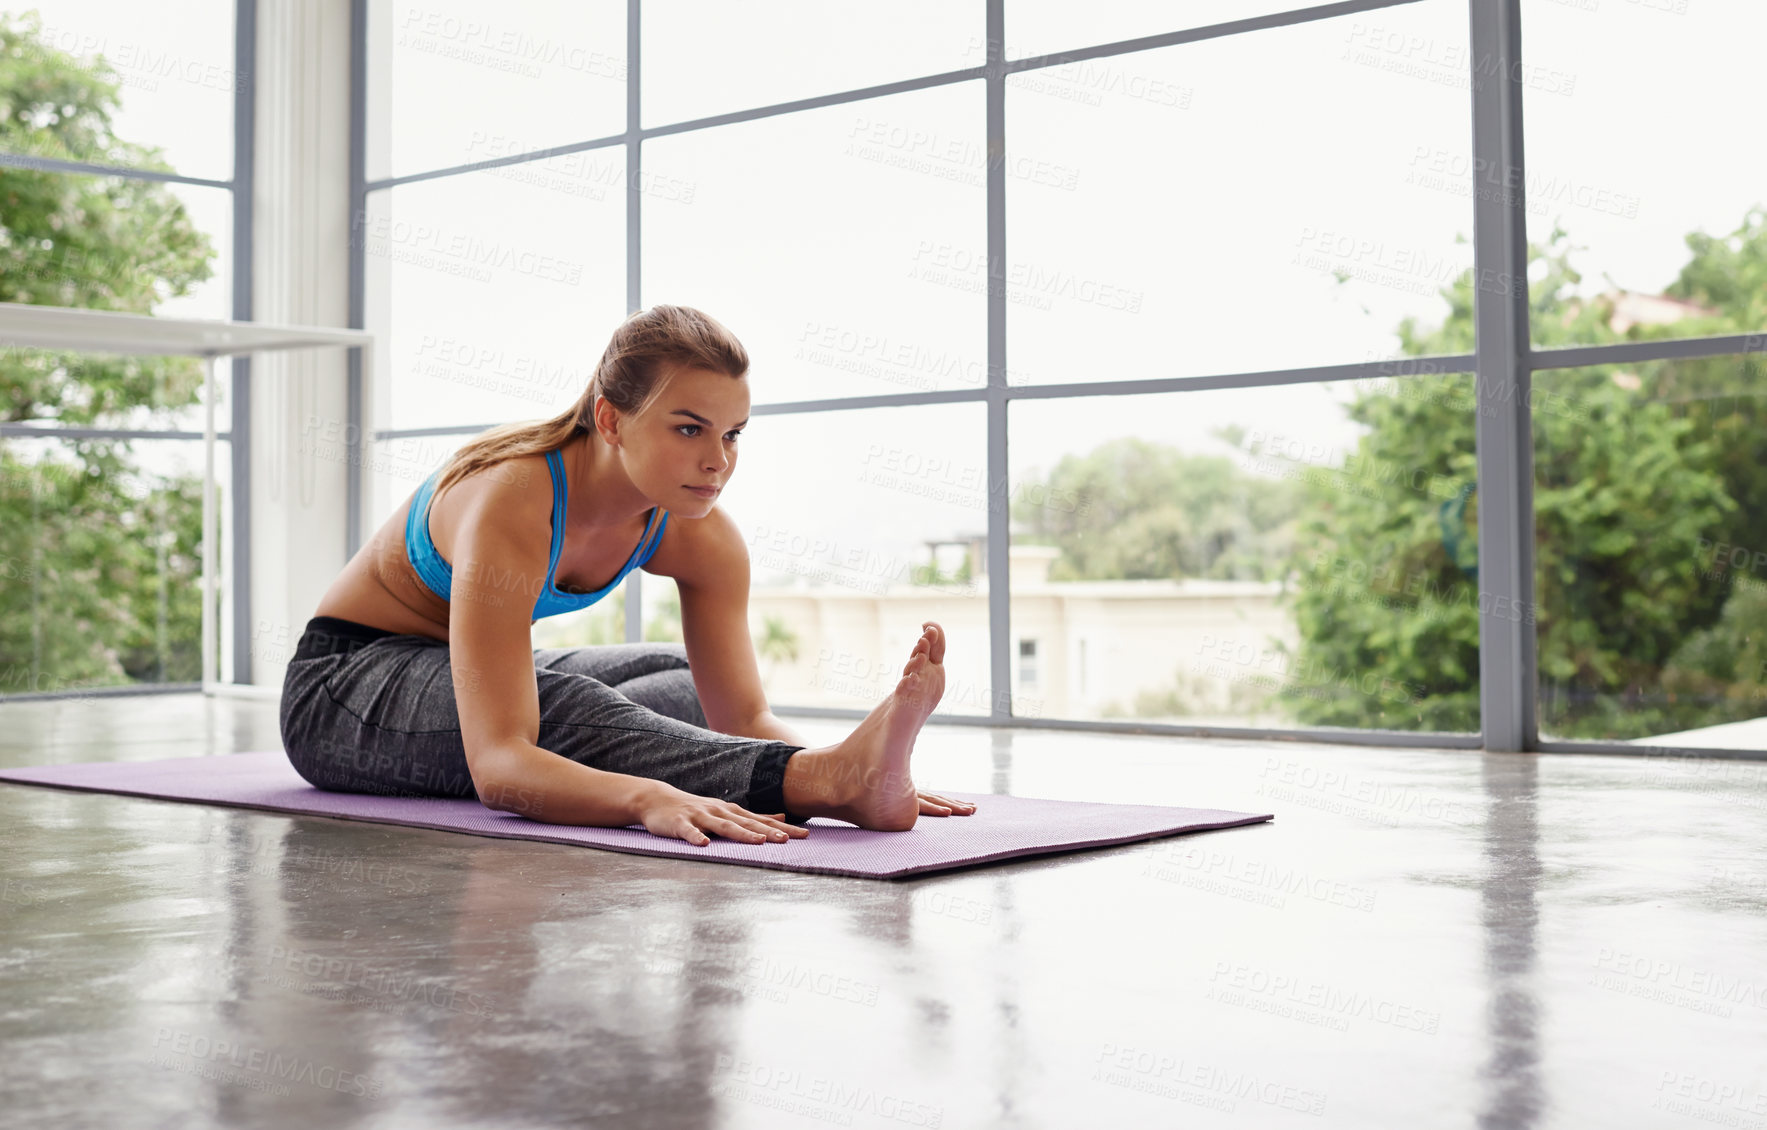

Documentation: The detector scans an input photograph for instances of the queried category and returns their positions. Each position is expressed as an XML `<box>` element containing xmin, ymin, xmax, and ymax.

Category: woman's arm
<box><xmin>445</xmin><ymin>474</ymin><xmax>805</xmax><ymax>842</ymax></box>
<box><xmin>672</xmin><ymin>505</ymin><xmax>783</xmax><ymax>738</ymax></box>
<box><xmin>443</xmin><ymin>465</ymin><xmax>655</xmax><ymax>824</ymax></box>
<box><xmin>670</xmin><ymin>509</ymin><xmax>976</xmax><ymax>818</ymax></box>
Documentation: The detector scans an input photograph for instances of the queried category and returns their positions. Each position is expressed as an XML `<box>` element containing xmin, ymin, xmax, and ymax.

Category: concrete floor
<box><xmin>1</xmin><ymin>695</ymin><xmax>1764</xmax><ymax>1130</ymax></box>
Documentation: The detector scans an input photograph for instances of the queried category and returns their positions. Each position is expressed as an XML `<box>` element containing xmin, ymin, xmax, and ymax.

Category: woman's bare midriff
<box><xmin>312</xmin><ymin>491</ymin><xmax>455</xmax><ymax>641</ymax></box>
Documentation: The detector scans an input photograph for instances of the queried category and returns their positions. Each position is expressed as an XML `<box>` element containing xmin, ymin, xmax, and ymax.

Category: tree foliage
<box><xmin>1013</xmin><ymin>438</ymin><xmax>1300</xmax><ymax>582</ymax></box>
<box><xmin>1</xmin><ymin>11</ymin><xmax>217</xmax><ymax>692</ymax></box>
<box><xmin>1274</xmin><ymin>213</ymin><xmax>1767</xmax><ymax>737</ymax></box>
<box><xmin>1009</xmin><ymin>208</ymin><xmax>1767</xmax><ymax>740</ymax></box>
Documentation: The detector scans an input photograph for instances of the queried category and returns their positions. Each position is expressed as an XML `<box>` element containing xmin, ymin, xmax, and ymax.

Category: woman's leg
<box><xmin>280</xmin><ymin>619</ymin><xmax>806</xmax><ymax>821</ymax></box>
<box><xmin>531</xmin><ymin>642</ymin><xmax>708</xmax><ymax>730</ymax></box>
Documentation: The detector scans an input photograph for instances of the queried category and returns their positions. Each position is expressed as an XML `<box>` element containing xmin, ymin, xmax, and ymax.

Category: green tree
<box><xmin>753</xmin><ymin>613</ymin><xmax>799</xmax><ymax>686</ymax></box>
<box><xmin>1280</xmin><ymin>214</ymin><xmax>1763</xmax><ymax>737</ymax></box>
<box><xmin>1</xmin><ymin>11</ymin><xmax>216</xmax><ymax>693</ymax></box>
<box><xmin>1013</xmin><ymin>438</ymin><xmax>1301</xmax><ymax>581</ymax></box>
<box><xmin>644</xmin><ymin>587</ymin><xmax>683</xmax><ymax>643</ymax></box>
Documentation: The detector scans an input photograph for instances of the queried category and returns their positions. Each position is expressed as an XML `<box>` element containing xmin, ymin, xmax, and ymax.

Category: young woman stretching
<box><xmin>280</xmin><ymin>305</ymin><xmax>976</xmax><ymax>848</ymax></box>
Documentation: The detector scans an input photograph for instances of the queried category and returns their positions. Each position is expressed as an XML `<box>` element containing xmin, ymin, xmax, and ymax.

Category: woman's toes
<box><xmin>921</xmin><ymin>622</ymin><xmax>946</xmax><ymax>664</ymax></box>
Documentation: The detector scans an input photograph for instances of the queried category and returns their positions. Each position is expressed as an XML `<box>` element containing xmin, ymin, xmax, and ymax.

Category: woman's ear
<box><xmin>593</xmin><ymin>395</ymin><xmax>622</xmax><ymax>448</ymax></box>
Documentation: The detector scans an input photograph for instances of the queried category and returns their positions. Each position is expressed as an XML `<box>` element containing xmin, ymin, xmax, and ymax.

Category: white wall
<box><xmin>245</xmin><ymin>0</ymin><xmax>359</xmax><ymax>686</ymax></box>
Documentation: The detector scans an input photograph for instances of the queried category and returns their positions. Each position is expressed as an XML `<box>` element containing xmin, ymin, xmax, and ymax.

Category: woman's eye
<box><xmin>726</xmin><ymin>431</ymin><xmax>742</xmax><ymax>442</ymax></box>
<box><xmin>677</xmin><ymin>425</ymin><xmax>699</xmax><ymax>436</ymax></box>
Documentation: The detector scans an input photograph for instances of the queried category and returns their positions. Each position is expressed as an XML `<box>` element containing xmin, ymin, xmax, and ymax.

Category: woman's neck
<box><xmin>565</xmin><ymin>431</ymin><xmax>654</xmax><ymax>531</ymax></box>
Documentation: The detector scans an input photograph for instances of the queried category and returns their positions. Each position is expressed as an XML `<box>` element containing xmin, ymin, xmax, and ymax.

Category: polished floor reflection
<box><xmin>2</xmin><ymin>694</ymin><xmax>1763</xmax><ymax>1129</ymax></box>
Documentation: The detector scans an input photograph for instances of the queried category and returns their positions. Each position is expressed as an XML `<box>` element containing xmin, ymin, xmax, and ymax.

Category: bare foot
<box><xmin>783</xmin><ymin>622</ymin><xmax>947</xmax><ymax>831</ymax></box>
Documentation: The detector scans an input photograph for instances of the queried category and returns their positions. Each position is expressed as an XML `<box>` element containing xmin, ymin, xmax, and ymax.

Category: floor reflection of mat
<box><xmin>0</xmin><ymin>751</ymin><xmax>1273</xmax><ymax>880</ymax></box>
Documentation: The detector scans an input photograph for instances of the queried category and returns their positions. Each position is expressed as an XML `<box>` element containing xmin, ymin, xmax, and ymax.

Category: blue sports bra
<box><xmin>404</xmin><ymin>449</ymin><xmax>668</xmax><ymax>621</ymax></box>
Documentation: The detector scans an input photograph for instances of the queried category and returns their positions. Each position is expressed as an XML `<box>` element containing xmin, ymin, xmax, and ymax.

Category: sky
<box><xmin>10</xmin><ymin>0</ymin><xmax>1766</xmax><ymax>597</ymax></box>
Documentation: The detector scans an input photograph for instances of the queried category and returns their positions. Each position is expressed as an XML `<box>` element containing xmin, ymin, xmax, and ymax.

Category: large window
<box><xmin>1007</xmin><ymin>1</ymin><xmax>1472</xmax><ymax>385</ymax></box>
<box><xmin>0</xmin><ymin>3</ymin><xmax>243</xmax><ymax>698</ymax></box>
<box><xmin>1534</xmin><ymin>355</ymin><xmax>1767</xmax><ymax>751</ymax></box>
<box><xmin>349</xmin><ymin>0</ymin><xmax>1765</xmax><ymax>757</ymax></box>
<box><xmin>1520</xmin><ymin>0</ymin><xmax>1765</xmax><ymax>350</ymax></box>
<box><xmin>1010</xmin><ymin>374</ymin><xmax>1481</xmax><ymax>734</ymax></box>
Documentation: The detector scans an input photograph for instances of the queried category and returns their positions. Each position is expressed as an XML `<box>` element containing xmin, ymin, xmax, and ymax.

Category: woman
<box><xmin>279</xmin><ymin>305</ymin><xmax>976</xmax><ymax>848</ymax></box>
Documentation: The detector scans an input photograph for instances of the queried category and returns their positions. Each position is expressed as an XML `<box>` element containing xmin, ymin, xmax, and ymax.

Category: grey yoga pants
<box><xmin>278</xmin><ymin>615</ymin><xmax>811</xmax><ymax>823</ymax></box>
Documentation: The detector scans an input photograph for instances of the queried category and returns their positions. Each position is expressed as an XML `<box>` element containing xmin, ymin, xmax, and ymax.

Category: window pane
<box><xmin>0</xmin><ymin>436</ymin><xmax>220</xmax><ymax>696</ymax></box>
<box><xmin>1535</xmin><ymin>354</ymin><xmax>1767</xmax><ymax>752</ymax></box>
<box><xmin>1522</xmin><ymin>0</ymin><xmax>1767</xmax><ymax>347</ymax></box>
<box><xmin>1009</xmin><ymin>374</ymin><xmax>1480</xmax><ymax>733</ymax></box>
<box><xmin>1008</xmin><ymin>0</ymin><xmax>1471</xmax><ymax>385</ymax></box>
<box><xmin>361</xmin><ymin>165</ymin><xmax>626</xmax><ymax>434</ymax></box>
<box><xmin>0</xmin><ymin>171</ymin><xmax>230</xmax><ymax>323</ymax></box>
<box><xmin>359</xmin><ymin>432</ymin><xmax>473</xmax><ymax>534</ymax></box>
<box><xmin>0</xmin><ymin>3</ymin><xmax>236</xmax><ymax>181</ymax></box>
<box><xmin>366</xmin><ymin>1</ymin><xmax>626</xmax><ymax>181</ymax></box>
<box><xmin>719</xmin><ymin>402</ymin><xmax>991</xmax><ymax>717</ymax></box>
<box><xmin>148</xmin><ymin>181</ymin><xmax>234</xmax><ymax>323</ymax></box>
<box><xmin>0</xmin><ymin>166</ymin><xmax>232</xmax><ymax>433</ymax></box>
<box><xmin>3</xmin><ymin>345</ymin><xmax>227</xmax><ymax>437</ymax></box>
<box><xmin>644</xmin><ymin>83</ymin><xmax>986</xmax><ymax>404</ymax></box>
<box><xmin>1007</xmin><ymin>0</ymin><xmax>1321</xmax><ymax>60</ymax></box>
<box><xmin>641</xmin><ymin>0</ymin><xmax>978</xmax><ymax>128</ymax></box>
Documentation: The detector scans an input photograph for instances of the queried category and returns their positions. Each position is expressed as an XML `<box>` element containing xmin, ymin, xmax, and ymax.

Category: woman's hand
<box><xmin>633</xmin><ymin>781</ymin><xmax>811</xmax><ymax>847</ymax></box>
<box><xmin>916</xmin><ymin>790</ymin><xmax>977</xmax><ymax>817</ymax></box>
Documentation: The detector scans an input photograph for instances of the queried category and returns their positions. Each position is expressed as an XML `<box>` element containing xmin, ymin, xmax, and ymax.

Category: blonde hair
<box><xmin>432</xmin><ymin>304</ymin><xmax>750</xmax><ymax>497</ymax></box>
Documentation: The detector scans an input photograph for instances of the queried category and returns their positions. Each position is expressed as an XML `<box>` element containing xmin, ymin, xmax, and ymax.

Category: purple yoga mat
<box><xmin>0</xmin><ymin>751</ymin><xmax>1272</xmax><ymax>880</ymax></box>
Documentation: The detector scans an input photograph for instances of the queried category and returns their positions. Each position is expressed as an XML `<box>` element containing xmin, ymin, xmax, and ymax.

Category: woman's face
<box><xmin>616</xmin><ymin>365</ymin><xmax>749</xmax><ymax>516</ymax></box>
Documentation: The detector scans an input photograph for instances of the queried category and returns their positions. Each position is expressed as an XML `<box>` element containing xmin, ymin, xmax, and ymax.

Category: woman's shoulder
<box><xmin>427</xmin><ymin>453</ymin><xmax>559</xmax><ymax>551</ymax></box>
<box><xmin>643</xmin><ymin>502</ymin><xmax>747</xmax><ymax>585</ymax></box>
<box><xmin>435</xmin><ymin>453</ymin><xmax>556</xmax><ymax>509</ymax></box>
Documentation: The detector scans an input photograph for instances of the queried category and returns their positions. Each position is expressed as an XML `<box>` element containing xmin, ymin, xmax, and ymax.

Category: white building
<box><xmin>747</xmin><ymin>543</ymin><xmax>1296</xmax><ymax>725</ymax></box>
